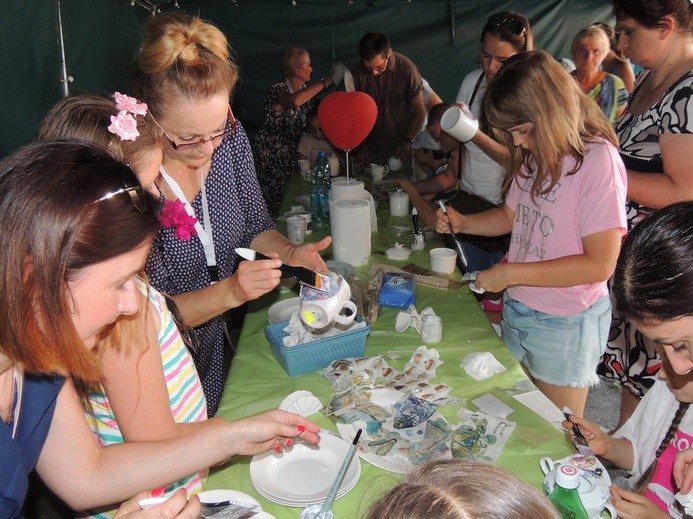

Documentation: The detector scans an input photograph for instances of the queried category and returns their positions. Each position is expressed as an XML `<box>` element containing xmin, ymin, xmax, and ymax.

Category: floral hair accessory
<box><xmin>114</xmin><ymin>92</ymin><xmax>148</xmax><ymax>116</ymax></box>
<box><xmin>160</xmin><ymin>199</ymin><xmax>198</xmax><ymax>241</ymax></box>
<box><xmin>108</xmin><ymin>91</ymin><xmax>148</xmax><ymax>142</ymax></box>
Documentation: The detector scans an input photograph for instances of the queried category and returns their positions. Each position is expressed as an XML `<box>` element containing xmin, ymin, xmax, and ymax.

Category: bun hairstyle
<box><xmin>0</xmin><ymin>139</ymin><xmax>160</xmax><ymax>381</ymax></box>
<box><xmin>131</xmin><ymin>11</ymin><xmax>239</xmax><ymax>117</ymax></box>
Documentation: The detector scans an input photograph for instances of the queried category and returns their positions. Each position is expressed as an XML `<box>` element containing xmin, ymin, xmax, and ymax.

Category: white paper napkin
<box><xmin>278</xmin><ymin>390</ymin><xmax>323</xmax><ymax>417</ymax></box>
<box><xmin>461</xmin><ymin>351</ymin><xmax>506</xmax><ymax>381</ymax></box>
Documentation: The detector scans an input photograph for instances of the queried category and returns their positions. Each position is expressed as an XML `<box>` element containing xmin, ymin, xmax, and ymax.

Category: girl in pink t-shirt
<box><xmin>435</xmin><ymin>50</ymin><xmax>627</xmax><ymax>416</ymax></box>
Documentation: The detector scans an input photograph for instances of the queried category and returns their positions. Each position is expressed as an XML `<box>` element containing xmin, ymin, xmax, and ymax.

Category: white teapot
<box><xmin>540</xmin><ymin>454</ymin><xmax>617</xmax><ymax>518</ymax></box>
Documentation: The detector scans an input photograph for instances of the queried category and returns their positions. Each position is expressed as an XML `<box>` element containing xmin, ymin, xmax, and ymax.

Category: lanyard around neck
<box><xmin>159</xmin><ymin>165</ymin><xmax>219</xmax><ymax>282</ymax></box>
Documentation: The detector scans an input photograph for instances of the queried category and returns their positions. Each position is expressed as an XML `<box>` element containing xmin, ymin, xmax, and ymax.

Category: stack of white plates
<box><xmin>249</xmin><ymin>432</ymin><xmax>361</xmax><ymax>507</ymax></box>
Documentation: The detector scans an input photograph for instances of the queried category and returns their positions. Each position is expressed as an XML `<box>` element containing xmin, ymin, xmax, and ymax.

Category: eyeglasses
<box><xmin>94</xmin><ymin>164</ymin><xmax>147</xmax><ymax>212</ymax></box>
<box><xmin>485</xmin><ymin>13</ymin><xmax>526</xmax><ymax>37</ymax></box>
<box><xmin>163</xmin><ymin>293</ymin><xmax>200</xmax><ymax>355</ymax></box>
<box><xmin>150</xmin><ymin>107</ymin><xmax>237</xmax><ymax>152</ymax></box>
<box><xmin>363</xmin><ymin>55</ymin><xmax>390</xmax><ymax>74</ymax></box>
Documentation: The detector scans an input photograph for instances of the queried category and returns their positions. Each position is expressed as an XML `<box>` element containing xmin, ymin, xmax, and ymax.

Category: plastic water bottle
<box><xmin>311</xmin><ymin>151</ymin><xmax>331</xmax><ymax>231</ymax></box>
<box><xmin>548</xmin><ymin>464</ymin><xmax>589</xmax><ymax>519</ymax></box>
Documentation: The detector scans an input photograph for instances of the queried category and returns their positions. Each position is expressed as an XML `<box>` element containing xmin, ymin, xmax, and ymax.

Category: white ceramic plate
<box><xmin>250</xmin><ymin>432</ymin><xmax>361</xmax><ymax>506</ymax></box>
<box><xmin>267</xmin><ymin>297</ymin><xmax>301</xmax><ymax>324</ymax></box>
<box><xmin>198</xmin><ymin>489</ymin><xmax>261</xmax><ymax>508</ymax></box>
<box><xmin>326</xmin><ymin>260</ymin><xmax>355</xmax><ymax>279</ymax></box>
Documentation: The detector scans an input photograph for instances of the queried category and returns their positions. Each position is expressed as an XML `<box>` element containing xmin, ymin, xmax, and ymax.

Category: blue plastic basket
<box><xmin>265</xmin><ymin>317</ymin><xmax>369</xmax><ymax>376</ymax></box>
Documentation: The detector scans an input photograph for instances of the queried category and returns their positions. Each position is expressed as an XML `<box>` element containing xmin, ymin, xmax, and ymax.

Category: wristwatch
<box><xmin>321</xmin><ymin>77</ymin><xmax>329</xmax><ymax>88</ymax></box>
<box><xmin>402</xmin><ymin>136</ymin><xmax>413</xmax><ymax>145</ymax></box>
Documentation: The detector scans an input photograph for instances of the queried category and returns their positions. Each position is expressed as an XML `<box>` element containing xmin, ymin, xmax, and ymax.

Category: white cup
<box><xmin>441</xmin><ymin>105</ymin><xmax>479</xmax><ymax>143</ymax></box>
<box><xmin>389</xmin><ymin>190</ymin><xmax>410</xmax><ymax>217</ymax></box>
<box><xmin>388</xmin><ymin>156</ymin><xmax>403</xmax><ymax>172</ymax></box>
<box><xmin>430</xmin><ymin>247</ymin><xmax>457</xmax><ymax>274</ymax></box>
<box><xmin>299</xmin><ymin>274</ymin><xmax>357</xmax><ymax>329</ymax></box>
<box><xmin>298</xmin><ymin>159</ymin><xmax>311</xmax><ymax>181</ymax></box>
<box><xmin>296</xmin><ymin>210</ymin><xmax>312</xmax><ymax>234</ymax></box>
<box><xmin>421</xmin><ymin>314</ymin><xmax>443</xmax><ymax>343</ymax></box>
<box><xmin>370</xmin><ymin>163</ymin><xmax>389</xmax><ymax>182</ymax></box>
<box><xmin>286</xmin><ymin>215</ymin><xmax>307</xmax><ymax>244</ymax></box>
<box><xmin>327</xmin><ymin>154</ymin><xmax>341</xmax><ymax>177</ymax></box>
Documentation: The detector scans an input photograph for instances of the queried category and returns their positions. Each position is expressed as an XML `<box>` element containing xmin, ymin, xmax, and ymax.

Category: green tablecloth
<box><xmin>206</xmin><ymin>174</ymin><xmax>572</xmax><ymax>518</ymax></box>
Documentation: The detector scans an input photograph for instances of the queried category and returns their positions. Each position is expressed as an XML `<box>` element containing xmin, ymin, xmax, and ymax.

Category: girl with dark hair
<box><xmin>598</xmin><ymin>0</ymin><xmax>693</xmax><ymax>431</ymax></box>
<box><xmin>0</xmin><ymin>140</ymin><xmax>320</xmax><ymax>518</ymax></box>
<box><xmin>566</xmin><ymin>201</ymin><xmax>693</xmax><ymax>519</ymax></box>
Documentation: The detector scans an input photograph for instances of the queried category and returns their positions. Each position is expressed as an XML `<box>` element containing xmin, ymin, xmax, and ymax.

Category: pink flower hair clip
<box><xmin>160</xmin><ymin>199</ymin><xmax>198</xmax><ymax>241</ymax></box>
<box><xmin>107</xmin><ymin>92</ymin><xmax>148</xmax><ymax>142</ymax></box>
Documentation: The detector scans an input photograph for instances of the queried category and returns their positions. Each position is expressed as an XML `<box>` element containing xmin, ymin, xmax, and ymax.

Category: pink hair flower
<box><xmin>114</xmin><ymin>92</ymin><xmax>148</xmax><ymax>116</ymax></box>
<box><xmin>160</xmin><ymin>199</ymin><xmax>198</xmax><ymax>242</ymax></box>
<box><xmin>108</xmin><ymin>111</ymin><xmax>140</xmax><ymax>141</ymax></box>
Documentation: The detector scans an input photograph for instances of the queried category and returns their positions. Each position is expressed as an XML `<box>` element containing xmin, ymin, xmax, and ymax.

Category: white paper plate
<box><xmin>250</xmin><ymin>432</ymin><xmax>361</xmax><ymax>506</ymax></box>
<box><xmin>336</xmin><ymin>423</ymin><xmax>412</xmax><ymax>474</ymax></box>
<box><xmin>267</xmin><ymin>297</ymin><xmax>301</xmax><ymax>324</ymax></box>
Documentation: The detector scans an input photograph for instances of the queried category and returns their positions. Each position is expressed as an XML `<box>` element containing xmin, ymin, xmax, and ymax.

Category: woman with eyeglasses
<box><xmin>0</xmin><ymin>139</ymin><xmax>320</xmax><ymax>518</ymax></box>
<box><xmin>37</xmin><ymin>93</ymin><xmax>213</xmax><ymax>518</ymax></box>
<box><xmin>598</xmin><ymin>0</ymin><xmax>693</xmax><ymax>432</ymax></box>
<box><xmin>253</xmin><ymin>47</ymin><xmax>335</xmax><ymax>218</ymax></box>
<box><xmin>130</xmin><ymin>12</ymin><xmax>331</xmax><ymax>417</ymax></box>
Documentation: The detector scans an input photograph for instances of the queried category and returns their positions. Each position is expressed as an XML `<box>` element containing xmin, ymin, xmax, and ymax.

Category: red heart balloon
<box><xmin>318</xmin><ymin>92</ymin><xmax>377</xmax><ymax>151</ymax></box>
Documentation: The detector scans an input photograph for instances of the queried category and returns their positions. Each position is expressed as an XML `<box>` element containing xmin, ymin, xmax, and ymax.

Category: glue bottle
<box><xmin>548</xmin><ymin>464</ymin><xmax>588</xmax><ymax>519</ymax></box>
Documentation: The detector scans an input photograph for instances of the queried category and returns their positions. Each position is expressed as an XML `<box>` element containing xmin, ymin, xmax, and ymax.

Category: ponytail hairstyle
<box><xmin>131</xmin><ymin>11</ymin><xmax>239</xmax><ymax>119</ymax></box>
<box><xmin>633</xmin><ymin>402</ymin><xmax>690</xmax><ymax>494</ymax></box>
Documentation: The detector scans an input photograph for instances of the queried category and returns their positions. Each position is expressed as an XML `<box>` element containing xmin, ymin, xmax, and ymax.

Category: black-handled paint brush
<box><xmin>437</xmin><ymin>200</ymin><xmax>469</xmax><ymax>268</ymax></box>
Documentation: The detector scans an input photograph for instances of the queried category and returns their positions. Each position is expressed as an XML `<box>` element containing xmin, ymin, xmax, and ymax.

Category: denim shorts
<box><xmin>501</xmin><ymin>295</ymin><xmax>611</xmax><ymax>387</ymax></box>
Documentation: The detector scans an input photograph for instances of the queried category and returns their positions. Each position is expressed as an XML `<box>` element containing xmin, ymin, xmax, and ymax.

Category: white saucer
<box><xmin>268</xmin><ymin>297</ymin><xmax>301</xmax><ymax>324</ymax></box>
<box><xmin>250</xmin><ymin>432</ymin><xmax>361</xmax><ymax>506</ymax></box>
<box><xmin>295</xmin><ymin>195</ymin><xmax>311</xmax><ymax>208</ymax></box>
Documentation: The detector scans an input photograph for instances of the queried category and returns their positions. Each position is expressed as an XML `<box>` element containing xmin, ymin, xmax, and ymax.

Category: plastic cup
<box><xmin>430</xmin><ymin>247</ymin><xmax>457</xmax><ymax>274</ymax></box>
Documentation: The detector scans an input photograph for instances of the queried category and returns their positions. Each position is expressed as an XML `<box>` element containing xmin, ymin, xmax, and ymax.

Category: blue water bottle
<box><xmin>310</xmin><ymin>151</ymin><xmax>331</xmax><ymax>231</ymax></box>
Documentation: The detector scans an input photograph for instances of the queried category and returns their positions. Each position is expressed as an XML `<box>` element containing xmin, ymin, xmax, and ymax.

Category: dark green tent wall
<box><xmin>0</xmin><ymin>0</ymin><xmax>612</xmax><ymax>159</ymax></box>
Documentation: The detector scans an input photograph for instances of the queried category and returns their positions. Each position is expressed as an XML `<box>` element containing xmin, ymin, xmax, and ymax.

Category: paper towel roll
<box><xmin>330</xmin><ymin>199</ymin><xmax>371</xmax><ymax>266</ymax></box>
<box><xmin>331</xmin><ymin>179</ymin><xmax>365</xmax><ymax>201</ymax></box>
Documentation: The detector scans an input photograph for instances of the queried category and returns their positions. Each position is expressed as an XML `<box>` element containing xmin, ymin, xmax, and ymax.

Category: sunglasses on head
<box><xmin>94</xmin><ymin>164</ymin><xmax>147</xmax><ymax>212</ymax></box>
<box><xmin>485</xmin><ymin>13</ymin><xmax>526</xmax><ymax>37</ymax></box>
